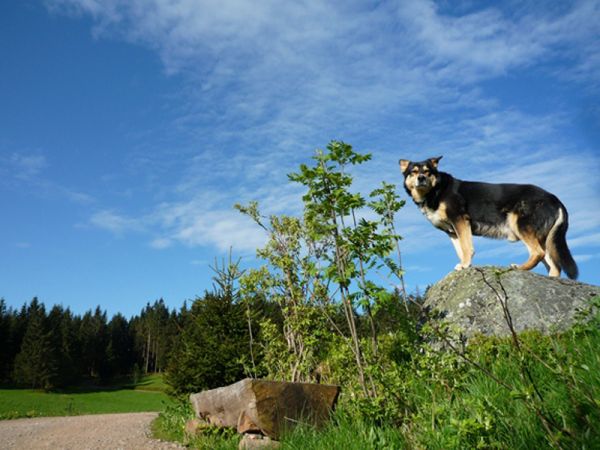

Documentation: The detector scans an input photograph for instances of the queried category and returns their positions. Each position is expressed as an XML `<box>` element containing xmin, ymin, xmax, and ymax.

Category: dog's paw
<box><xmin>510</xmin><ymin>263</ymin><xmax>520</xmax><ymax>269</ymax></box>
<box><xmin>454</xmin><ymin>263</ymin><xmax>470</xmax><ymax>271</ymax></box>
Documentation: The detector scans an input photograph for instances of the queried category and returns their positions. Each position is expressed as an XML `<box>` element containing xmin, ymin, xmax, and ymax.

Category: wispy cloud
<box><xmin>1</xmin><ymin>153</ymin><xmax>47</xmax><ymax>180</ymax></box>
<box><xmin>47</xmin><ymin>0</ymin><xmax>600</xmax><ymax>258</ymax></box>
<box><xmin>0</xmin><ymin>149</ymin><xmax>95</xmax><ymax>205</ymax></box>
<box><xmin>89</xmin><ymin>210</ymin><xmax>142</xmax><ymax>235</ymax></box>
<box><xmin>398</xmin><ymin>0</ymin><xmax>600</xmax><ymax>82</ymax></box>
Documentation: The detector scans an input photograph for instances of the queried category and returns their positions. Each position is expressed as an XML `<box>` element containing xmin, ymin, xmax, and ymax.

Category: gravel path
<box><xmin>0</xmin><ymin>412</ymin><xmax>185</xmax><ymax>450</ymax></box>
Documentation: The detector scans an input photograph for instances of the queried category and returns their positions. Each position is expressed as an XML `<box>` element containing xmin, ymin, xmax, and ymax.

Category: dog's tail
<box><xmin>546</xmin><ymin>205</ymin><xmax>578</xmax><ymax>280</ymax></box>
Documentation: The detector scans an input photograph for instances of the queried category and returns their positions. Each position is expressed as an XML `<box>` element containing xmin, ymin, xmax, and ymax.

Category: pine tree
<box><xmin>13</xmin><ymin>299</ymin><xmax>58</xmax><ymax>390</ymax></box>
<box><xmin>47</xmin><ymin>305</ymin><xmax>82</xmax><ymax>386</ymax></box>
<box><xmin>106</xmin><ymin>313</ymin><xmax>134</xmax><ymax>377</ymax></box>
<box><xmin>79</xmin><ymin>306</ymin><xmax>109</xmax><ymax>379</ymax></box>
<box><xmin>165</xmin><ymin>291</ymin><xmax>248</xmax><ymax>396</ymax></box>
<box><xmin>0</xmin><ymin>299</ymin><xmax>11</xmax><ymax>382</ymax></box>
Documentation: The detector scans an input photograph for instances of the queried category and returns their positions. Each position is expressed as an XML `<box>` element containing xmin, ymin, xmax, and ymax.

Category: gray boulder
<box><xmin>424</xmin><ymin>266</ymin><xmax>600</xmax><ymax>339</ymax></box>
<box><xmin>189</xmin><ymin>378</ymin><xmax>340</xmax><ymax>439</ymax></box>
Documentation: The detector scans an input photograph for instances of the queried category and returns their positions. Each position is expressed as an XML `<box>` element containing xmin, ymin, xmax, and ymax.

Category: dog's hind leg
<box><xmin>513</xmin><ymin>235</ymin><xmax>545</xmax><ymax>271</ymax></box>
<box><xmin>508</xmin><ymin>215</ymin><xmax>545</xmax><ymax>271</ymax></box>
<box><xmin>544</xmin><ymin>253</ymin><xmax>560</xmax><ymax>277</ymax></box>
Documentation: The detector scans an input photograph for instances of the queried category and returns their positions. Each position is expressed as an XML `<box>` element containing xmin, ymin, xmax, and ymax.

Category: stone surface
<box><xmin>239</xmin><ymin>434</ymin><xmax>281</xmax><ymax>450</ymax></box>
<box><xmin>424</xmin><ymin>266</ymin><xmax>600</xmax><ymax>338</ymax></box>
<box><xmin>190</xmin><ymin>378</ymin><xmax>340</xmax><ymax>439</ymax></box>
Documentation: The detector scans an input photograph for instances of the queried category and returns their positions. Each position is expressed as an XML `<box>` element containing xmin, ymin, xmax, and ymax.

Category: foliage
<box><xmin>155</xmin><ymin>299</ymin><xmax>600</xmax><ymax>449</ymax></box>
<box><xmin>165</xmin><ymin>257</ymin><xmax>253</xmax><ymax>397</ymax></box>
<box><xmin>395</xmin><ymin>319</ymin><xmax>600</xmax><ymax>449</ymax></box>
<box><xmin>237</xmin><ymin>141</ymin><xmax>409</xmax><ymax>398</ymax></box>
<box><xmin>151</xmin><ymin>401</ymin><xmax>195</xmax><ymax>443</ymax></box>
<box><xmin>152</xmin><ymin>400</ymin><xmax>239</xmax><ymax>449</ymax></box>
<box><xmin>164</xmin><ymin>291</ymin><xmax>249</xmax><ymax>397</ymax></box>
<box><xmin>12</xmin><ymin>299</ymin><xmax>58</xmax><ymax>390</ymax></box>
<box><xmin>281</xmin><ymin>411</ymin><xmax>406</xmax><ymax>450</ymax></box>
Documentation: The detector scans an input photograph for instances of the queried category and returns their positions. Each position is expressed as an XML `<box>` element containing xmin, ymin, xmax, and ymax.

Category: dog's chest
<box><xmin>420</xmin><ymin>204</ymin><xmax>453</xmax><ymax>232</ymax></box>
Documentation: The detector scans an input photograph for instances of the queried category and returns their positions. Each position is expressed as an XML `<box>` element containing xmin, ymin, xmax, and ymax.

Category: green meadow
<box><xmin>0</xmin><ymin>375</ymin><xmax>173</xmax><ymax>420</ymax></box>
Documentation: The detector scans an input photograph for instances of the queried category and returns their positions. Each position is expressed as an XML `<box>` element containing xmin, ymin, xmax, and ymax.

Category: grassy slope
<box><xmin>0</xmin><ymin>375</ymin><xmax>173</xmax><ymax>420</ymax></box>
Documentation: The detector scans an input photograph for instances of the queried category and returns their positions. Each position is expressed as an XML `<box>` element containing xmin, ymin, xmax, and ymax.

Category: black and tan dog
<box><xmin>399</xmin><ymin>156</ymin><xmax>578</xmax><ymax>279</ymax></box>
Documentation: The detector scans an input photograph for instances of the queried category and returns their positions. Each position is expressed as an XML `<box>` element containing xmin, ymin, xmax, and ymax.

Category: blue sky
<box><xmin>1</xmin><ymin>0</ymin><xmax>599</xmax><ymax>318</ymax></box>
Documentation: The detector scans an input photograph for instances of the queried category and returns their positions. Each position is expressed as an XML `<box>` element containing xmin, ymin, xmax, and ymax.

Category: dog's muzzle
<box><xmin>416</xmin><ymin>175</ymin><xmax>428</xmax><ymax>187</ymax></box>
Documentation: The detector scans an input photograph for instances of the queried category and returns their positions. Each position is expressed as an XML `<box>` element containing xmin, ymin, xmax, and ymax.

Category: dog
<box><xmin>399</xmin><ymin>156</ymin><xmax>578</xmax><ymax>279</ymax></box>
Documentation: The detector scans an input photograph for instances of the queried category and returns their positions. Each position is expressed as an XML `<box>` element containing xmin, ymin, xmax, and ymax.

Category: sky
<box><xmin>1</xmin><ymin>0</ymin><xmax>599</xmax><ymax>318</ymax></box>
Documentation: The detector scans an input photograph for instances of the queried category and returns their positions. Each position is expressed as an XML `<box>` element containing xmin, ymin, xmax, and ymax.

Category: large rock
<box><xmin>424</xmin><ymin>266</ymin><xmax>600</xmax><ymax>339</ymax></box>
<box><xmin>189</xmin><ymin>378</ymin><xmax>340</xmax><ymax>439</ymax></box>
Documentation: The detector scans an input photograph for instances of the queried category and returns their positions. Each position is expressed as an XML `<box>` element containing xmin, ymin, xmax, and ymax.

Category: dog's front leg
<box><xmin>452</xmin><ymin>217</ymin><xmax>474</xmax><ymax>271</ymax></box>
<box><xmin>449</xmin><ymin>235</ymin><xmax>464</xmax><ymax>268</ymax></box>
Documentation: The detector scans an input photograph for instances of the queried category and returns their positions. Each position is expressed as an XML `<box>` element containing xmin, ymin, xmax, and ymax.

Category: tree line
<box><xmin>0</xmin><ymin>297</ymin><xmax>182</xmax><ymax>389</ymax></box>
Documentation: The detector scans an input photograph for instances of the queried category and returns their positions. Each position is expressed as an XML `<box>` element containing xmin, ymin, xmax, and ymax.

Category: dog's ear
<box><xmin>399</xmin><ymin>159</ymin><xmax>411</xmax><ymax>173</ymax></box>
<box><xmin>428</xmin><ymin>156</ymin><xmax>443</xmax><ymax>169</ymax></box>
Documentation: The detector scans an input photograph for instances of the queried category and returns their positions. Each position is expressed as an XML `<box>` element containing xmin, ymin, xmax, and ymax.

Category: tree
<box><xmin>131</xmin><ymin>299</ymin><xmax>176</xmax><ymax>374</ymax></box>
<box><xmin>0</xmin><ymin>299</ymin><xmax>12</xmax><ymax>382</ymax></box>
<box><xmin>13</xmin><ymin>298</ymin><xmax>58</xmax><ymax>390</ymax></box>
<box><xmin>165</xmin><ymin>264</ymin><xmax>249</xmax><ymax>397</ymax></box>
<box><xmin>47</xmin><ymin>305</ymin><xmax>81</xmax><ymax>386</ymax></box>
<box><xmin>236</xmin><ymin>207</ymin><xmax>336</xmax><ymax>383</ymax></box>
<box><xmin>239</xmin><ymin>141</ymin><xmax>408</xmax><ymax>398</ymax></box>
<box><xmin>106</xmin><ymin>313</ymin><xmax>134</xmax><ymax>377</ymax></box>
<box><xmin>79</xmin><ymin>306</ymin><xmax>109</xmax><ymax>379</ymax></box>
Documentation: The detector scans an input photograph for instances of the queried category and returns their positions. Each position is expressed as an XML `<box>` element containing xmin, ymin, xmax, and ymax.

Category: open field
<box><xmin>0</xmin><ymin>375</ymin><xmax>173</xmax><ymax>420</ymax></box>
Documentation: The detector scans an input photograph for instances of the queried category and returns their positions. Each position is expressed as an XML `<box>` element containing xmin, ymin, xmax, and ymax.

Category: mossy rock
<box><xmin>424</xmin><ymin>266</ymin><xmax>600</xmax><ymax>338</ymax></box>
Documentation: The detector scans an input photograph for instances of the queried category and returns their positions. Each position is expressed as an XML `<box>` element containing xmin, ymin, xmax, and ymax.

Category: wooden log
<box><xmin>189</xmin><ymin>378</ymin><xmax>340</xmax><ymax>439</ymax></box>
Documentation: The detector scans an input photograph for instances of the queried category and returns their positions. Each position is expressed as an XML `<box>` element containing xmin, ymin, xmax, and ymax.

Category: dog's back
<box><xmin>455</xmin><ymin>179</ymin><xmax>563</xmax><ymax>240</ymax></box>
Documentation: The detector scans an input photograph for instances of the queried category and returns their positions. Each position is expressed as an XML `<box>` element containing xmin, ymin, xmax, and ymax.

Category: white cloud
<box><xmin>150</xmin><ymin>237</ymin><xmax>172</xmax><ymax>249</ymax></box>
<box><xmin>155</xmin><ymin>204</ymin><xmax>268</xmax><ymax>253</ymax></box>
<box><xmin>48</xmin><ymin>0</ymin><xmax>599</xmax><ymax>262</ymax></box>
<box><xmin>398</xmin><ymin>2</ymin><xmax>541</xmax><ymax>76</ymax></box>
<box><xmin>573</xmin><ymin>253</ymin><xmax>598</xmax><ymax>263</ymax></box>
<box><xmin>568</xmin><ymin>233</ymin><xmax>600</xmax><ymax>249</ymax></box>
<box><xmin>398</xmin><ymin>0</ymin><xmax>600</xmax><ymax>82</ymax></box>
<box><xmin>8</xmin><ymin>153</ymin><xmax>47</xmax><ymax>180</ymax></box>
<box><xmin>89</xmin><ymin>210</ymin><xmax>141</xmax><ymax>234</ymax></box>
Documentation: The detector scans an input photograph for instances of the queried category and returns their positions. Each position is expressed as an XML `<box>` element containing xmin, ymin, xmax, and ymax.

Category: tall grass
<box><xmin>398</xmin><ymin>323</ymin><xmax>600</xmax><ymax>448</ymax></box>
<box><xmin>153</xmin><ymin>299</ymin><xmax>600</xmax><ymax>449</ymax></box>
<box><xmin>281</xmin><ymin>413</ymin><xmax>405</xmax><ymax>450</ymax></box>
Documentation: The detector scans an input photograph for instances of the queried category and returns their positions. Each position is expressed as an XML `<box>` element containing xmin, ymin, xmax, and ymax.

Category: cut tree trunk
<box><xmin>189</xmin><ymin>378</ymin><xmax>340</xmax><ymax>439</ymax></box>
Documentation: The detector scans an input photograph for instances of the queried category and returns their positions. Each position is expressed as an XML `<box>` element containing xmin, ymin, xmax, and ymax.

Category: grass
<box><xmin>280</xmin><ymin>414</ymin><xmax>405</xmax><ymax>450</ymax></box>
<box><xmin>0</xmin><ymin>374</ymin><xmax>174</xmax><ymax>420</ymax></box>
<box><xmin>153</xmin><ymin>405</ymin><xmax>406</xmax><ymax>450</ymax></box>
<box><xmin>152</xmin><ymin>402</ymin><xmax>242</xmax><ymax>450</ymax></box>
<box><xmin>397</xmin><ymin>325</ymin><xmax>600</xmax><ymax>449</ymax></box>
<box><xmin>131</xmin><ymin>373</ymin><xmax>167</xmax><ymax>392</ymax></box>
<box><xmin>151</xmin><ymin>317</ymin><xmax>600</xmax><ymax>449</ymax></box>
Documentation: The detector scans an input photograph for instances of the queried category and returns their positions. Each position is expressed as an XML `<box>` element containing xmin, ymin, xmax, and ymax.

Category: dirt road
<box><xmin>0</xmin><ymin>412</ymin><xmax>185</xmax><ymax>449</ymax></box>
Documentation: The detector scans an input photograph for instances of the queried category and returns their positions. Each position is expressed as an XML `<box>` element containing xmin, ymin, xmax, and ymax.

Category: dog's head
<box><xmin>399</xmin><ymin>156</ymin><xmax>442</xmax><ymax>202</ymax></box>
